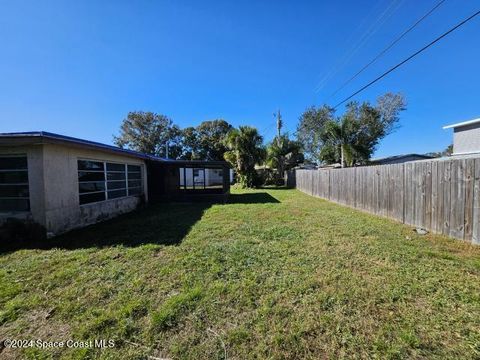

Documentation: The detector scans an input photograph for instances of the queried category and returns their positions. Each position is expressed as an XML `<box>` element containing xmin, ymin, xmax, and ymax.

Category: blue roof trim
<box><xmin>0</xmin><ymin>131</ymin><xmax>166</xmax><ymax>161</ymax></box>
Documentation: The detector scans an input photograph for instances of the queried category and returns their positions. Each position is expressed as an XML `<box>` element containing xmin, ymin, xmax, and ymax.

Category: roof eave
<box><xmin>0</xmin><ymin>132</ymin><xmax>156</xmax><ymax>161</ymax></box>
<box><xmin>443</xmin><ymin>118</ymin><xmax>480</xmax><ymax>129</ymax></box>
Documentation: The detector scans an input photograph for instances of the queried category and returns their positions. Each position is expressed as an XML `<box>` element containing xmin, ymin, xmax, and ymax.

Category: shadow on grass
<box><xmin>0</xmin><ymin>192</ymin><xmax>279</xmax><ymax>253</ymax></box>
<box><xmin>0</xmin><ymin>202</ymin><xmax>210</xmax><ymax>252</ymax></box>
<box><xmin>258</xmin><ymin>186</ymin><xmax>292</xmax><ymax>191</ymax></box>
<box><xmin>227</xmin><ymin>192</ymin><xmax>280</xmax><ymax>204</ymax></box>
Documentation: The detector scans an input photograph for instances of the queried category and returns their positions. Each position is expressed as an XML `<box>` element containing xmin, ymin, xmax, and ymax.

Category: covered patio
<box><xmin>147</xmin><ymin>159</ymin><xmax>231</xmax><ymax>202</ymax></box>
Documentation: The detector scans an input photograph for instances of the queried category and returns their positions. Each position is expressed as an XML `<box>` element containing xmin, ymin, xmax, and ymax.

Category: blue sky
<box><xmin>1</xmin><ymin>0</ymin><xmax>479</xmax><ymax>157</ymax></box>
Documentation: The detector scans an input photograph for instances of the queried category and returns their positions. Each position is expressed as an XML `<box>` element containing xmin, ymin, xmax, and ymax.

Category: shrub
<box><xmin>256</xmin><ymin>168</ymin><xmax>284</xmax><ymax>186</ymax></box>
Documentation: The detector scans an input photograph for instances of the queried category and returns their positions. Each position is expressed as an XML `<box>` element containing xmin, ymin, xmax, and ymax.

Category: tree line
<box><xmin>114</xmin><ymin>92</ymin><xmax>408</xmax><ymax>188</ymax></box>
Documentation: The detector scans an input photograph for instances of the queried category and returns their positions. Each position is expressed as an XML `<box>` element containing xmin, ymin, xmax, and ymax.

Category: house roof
<box><xmin>370</xmin><ymin>153</ymin><xmax>433</xmax><ymax>164</ymax></box>
<box><xmin>160</xmin><ymin>159</ymin><xmax>231</xmax><ymax>167</ymax></box>
<box><xmin>443</xmin><ymin>118</ymin><xmax>480</xmax><ymax>129</ymax></box>
<box><xmin>0</xmin><ymin>131</ymin><xmax>231</xmax><ymax>166</ymax></box>
<box><xmin>0</xmin><ymin>131</ymin><xmax>163</xmax><ymax>160</ymax></box>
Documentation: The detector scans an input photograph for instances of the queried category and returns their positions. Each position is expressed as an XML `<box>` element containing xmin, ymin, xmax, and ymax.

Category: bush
<box><xmin>235</xmin><ymin>171</ymin><xmax>264</xmax><ymax>189</ymax></box>
<box><xmin>0</xmin><ymin>218</ymin><xmax>47</xmax><ymax>251</ymax></box>
<box><xmin>256</xmin><ymin>168</ymin><xmax>284</xmax><ymax>186</ymax></box>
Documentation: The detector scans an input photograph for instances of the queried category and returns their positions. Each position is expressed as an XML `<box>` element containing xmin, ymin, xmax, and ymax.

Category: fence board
<box><xmin>392</xmin><ymin>164</ymin><xmax>404</xmax><ymax>221</ymax></box>
<box><xmin>431</xmin><ymin>161</ymin><xmax>438</xmax><ymax>233</ymax></box>
<box><xmin>473</xmin><ymin>159</ymin><xmax>480</xmax><ymax>244</ymax></box>
<box><xmin>424</xmin><ymin>162</ymin><xmax>432</xmax><ymax>230</ymax></box>
<box><xmin>464</xmin><ymin>159</ymin><xmax>474</xmax><ymax>240</ymax></box>
<box><xmin>415</xmin><ymin>162</ymin><xmax>426</xmax><ymax>228</ymax></box>
<box><xmin>442</xmin><ymin>161</ymin><xmax>452</xmax><ymax>236</ymax></box>
<box><xmin>450</xmin><ymin>160</ymin><xmax>465</xmax><ymax>239</ymax></box>
<box><xmin>404</xmin><ymin>163</ymin><xmax>414</xmax><ymax>226</ymax></box>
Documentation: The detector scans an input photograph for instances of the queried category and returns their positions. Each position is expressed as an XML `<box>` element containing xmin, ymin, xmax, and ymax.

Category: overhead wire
<box><xmin>333</xmin><ymin>8</ymin><xmax>480</xmax><ymax>109</ymax></box>
<box><xmin>315</xmin><ymin>0</ymin><xmax>406</xmax><ymax>93</ymax></box>
<box><xmin>329</xmin><ymin>0</ymin><xmax>446</xmax><ymax>99</ymax></box>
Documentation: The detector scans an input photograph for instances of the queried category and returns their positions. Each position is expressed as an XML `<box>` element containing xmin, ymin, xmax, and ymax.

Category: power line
<box><xmin>333</xmin><ymin>8</ymin><xmax>480</xmax><ymax>109</ymax></box>
<box><xmin>315</xmin><ymin>0</ymin><xmax>405</xmax><ymax>93</ymax></box>
<box><xmin>260</xmin><ymin>121</ymin><xmax>277</xmax><ymax>138</ymax></box>
<box><xmin>330</xmin><ymin>0</ymin><xmax>446</xmax><ymax>99</ymax></box>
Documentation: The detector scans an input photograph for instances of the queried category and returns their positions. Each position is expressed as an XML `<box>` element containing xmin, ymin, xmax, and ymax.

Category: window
<box><xmin>107</xmin><ymin>163</ymin><xmax>127</xmax><ymax>199</ymax></box>
<box><xmin>0</xmin><ymin>156</ymin><xmax>30</xmax><ymax>212</ymax></box>
<box><xmin>78</xmin><ymin>160</ymin><xmax>106</xmax><ymax>205</ymax></box>
<box><xmin>127</xmin><ymin>165</ymin><xmax>142</xmax><ymax>195</ymax></box>
<box><xmin>78</xmin><ymin>160</ymin><xmax>143</xmax><ymax>205</ymax></box>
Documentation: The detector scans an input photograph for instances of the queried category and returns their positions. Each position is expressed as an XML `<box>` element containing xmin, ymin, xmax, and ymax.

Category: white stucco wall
<box><xmin>1</xmin><ymin>143</ymin><xmax>148</xmax><ymax>235</ymax></box>
<box><xmin>453</xmin><ymin>123</ymin><xmax>480</xmax><ymax>155</ymax></box>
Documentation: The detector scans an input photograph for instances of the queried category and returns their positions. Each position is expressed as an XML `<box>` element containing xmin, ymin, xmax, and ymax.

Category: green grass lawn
<box><xmin>1</xmin><ymin>188</ymin><xmax>479</xmax><ymax>359</ymax></box>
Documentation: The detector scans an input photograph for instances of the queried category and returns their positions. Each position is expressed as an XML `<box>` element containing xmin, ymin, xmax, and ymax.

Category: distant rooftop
<box><xmin>370</xmin><ymin>153</ymin><xmax>433</xmax><ymax>164</ymax></box>
<box><xmin>443</xmin><ymin>118</ymin><xmax>480</xmax><ymax>129</ymax></box>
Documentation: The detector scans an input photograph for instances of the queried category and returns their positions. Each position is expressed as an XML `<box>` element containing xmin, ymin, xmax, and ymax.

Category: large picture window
<box><xmin>0</xmin><ymin>155</ymin><xmax>30</xmax><ymax>212</ymax></box>
<box><xmin>78</xmin><ymin>160</ymin><xmax>143</xmax><ymax>205</ymax></box>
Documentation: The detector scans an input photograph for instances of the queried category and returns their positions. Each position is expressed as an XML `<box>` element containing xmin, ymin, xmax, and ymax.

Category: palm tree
<box><xmin>224</xmin><ymin>126</ymin><xmax>266</xmax><ymax>188</ymax></box>
<box><xmin>266</xmin><ymin>135</ymin><xmax>303</xmax><ymax>184</ymax></box>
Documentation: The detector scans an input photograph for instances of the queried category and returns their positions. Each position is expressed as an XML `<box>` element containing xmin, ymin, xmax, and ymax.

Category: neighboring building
<box><xmin>0</xmin><ymin>132</ymin><xmax>230</xmax><ymax>236</ymax></box>
<box><xmin>296</xmin><ymin>163</ymin><xmax>318</xmax><ymax>170</ymax></box>
<box><xmin>443</xmin><ymin>118</ymin><xmax>480</xmax><ymax>155</ymax></box>
<box><xmin>370</xmin><ymin>154</ymin><xmax>433</xmax><ymax>165</ymax></box>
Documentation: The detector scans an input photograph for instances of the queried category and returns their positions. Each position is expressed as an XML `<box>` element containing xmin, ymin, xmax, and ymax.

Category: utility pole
<box><xmin>276</xmin><ymin>109</ymin><xmax>282</xmax><ymax>146</ymax></box>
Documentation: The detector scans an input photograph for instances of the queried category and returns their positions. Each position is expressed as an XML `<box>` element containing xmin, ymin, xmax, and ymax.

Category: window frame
<box><xmin>77</xmin><ymin>158</ymin><xmax>143</xmax><ymax>206</ymax></box>
<box><xmin>0</xmin><ymin>154</ymin><xmax>30</xmax><ymax>213</ymax></box>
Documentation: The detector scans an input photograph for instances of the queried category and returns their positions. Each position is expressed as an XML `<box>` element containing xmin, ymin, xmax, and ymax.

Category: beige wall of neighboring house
<box><xmin>0</xmin><ymin>143</ymin><xmax>148</xmax><ymax>236</ymax></box>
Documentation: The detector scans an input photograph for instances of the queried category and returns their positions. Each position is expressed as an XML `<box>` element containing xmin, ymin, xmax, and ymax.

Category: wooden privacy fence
<box><xmin>295</xmin><ymin>157</ymin><xmax>480</xmax><ymax>244</ymax></box>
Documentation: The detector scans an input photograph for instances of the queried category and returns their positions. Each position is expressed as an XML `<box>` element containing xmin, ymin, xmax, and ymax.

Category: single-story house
<box><xmin>370</xmin><ymin>154</ymin><xmax>433</xmax><ymax>165</ymax></box>
<box><xmin>443</xmin><ymin>118</ymin><xmax>480</xmax><ymax>155</ymax></box>
<box><xmin>0</xmin><ymin>131</ymin><xmax>230</xmax><ymax>236</ymax></box>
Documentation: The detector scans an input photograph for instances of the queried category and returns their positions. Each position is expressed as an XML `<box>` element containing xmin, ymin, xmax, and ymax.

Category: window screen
<box><xmin>78</xmin><ymin>160</ymin><xmax>106</xmax><ymax>205</ymax></box>
<box><xmin>0</xmin><ymin>156</ymin><xmax>30</xmax><ymax>212</ymax></box>
<box><xmin>78</xmin><ymin>160</ymin><xmax>142</xmax><ymax>205</ymax></box>
<box><xmin>127</xmin><ymin>165</ymin><xmax>142</xmax><ymax>196</ymax></box>
<box><xmin>106</xmin><ymin>163</ymin><xmax>127</xmax><ymax>199</ymax></box>
<box><xmin>178</xmin><ymin>167</ymin><xmax>223</xmax><ymax>190</ymax></box>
